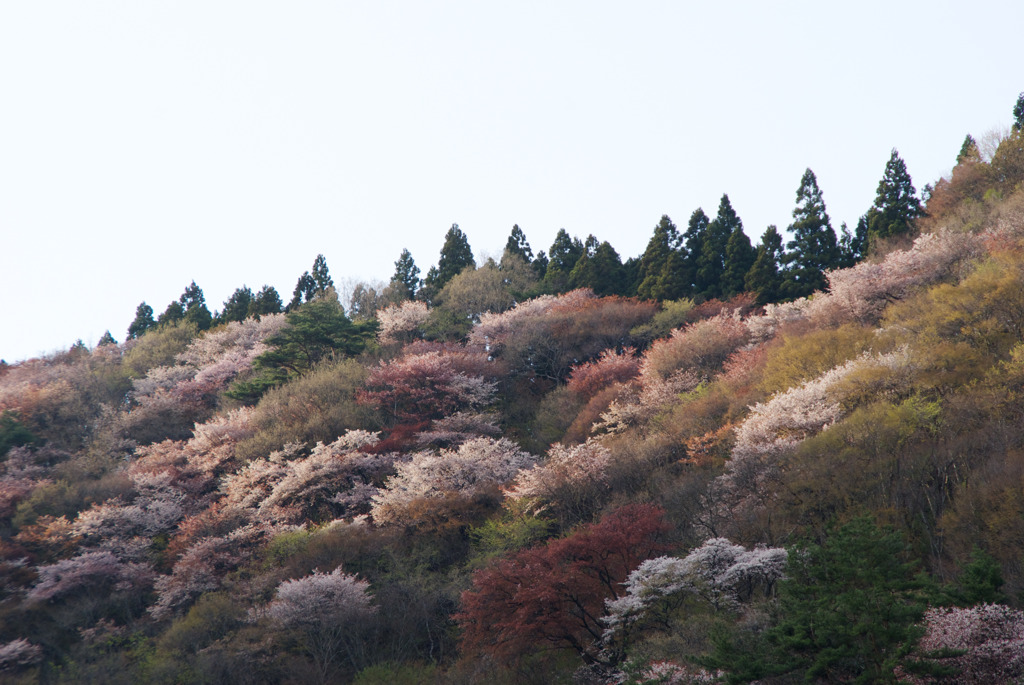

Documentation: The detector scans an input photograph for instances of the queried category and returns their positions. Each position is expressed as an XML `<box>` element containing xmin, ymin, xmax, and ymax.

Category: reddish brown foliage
<box><xmin>566</xmin><ymin>348</ymin><xmax>640</xmax><ymax>401</ymax></box>
<box><xmin>455</xmin><ymin>503</ymin><xmax>671</xmax><ymax>662</ymax></box>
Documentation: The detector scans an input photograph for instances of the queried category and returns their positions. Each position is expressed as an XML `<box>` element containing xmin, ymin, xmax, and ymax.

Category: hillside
<box><xmin>2</xmin><ymin>119</ymin><xmax>1024</xmax><ymax>683</ymax></box>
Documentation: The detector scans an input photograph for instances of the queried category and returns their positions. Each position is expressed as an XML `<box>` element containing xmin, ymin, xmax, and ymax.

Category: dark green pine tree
<box><xmin>504</xmin><ymin>224</ymin><xmax>534</xmax><ymax>263</ymax></box>
<box><xmin>543</xmin><ymin>228</ymin><xmax>584</xmax><ymax>293</ymax></box>
<box><xmin>531</xmin><ymin>250</ymin><xmax>549</xmax><ymax>280</ymax></box>
<box><xmin>127</xmin><ymin>302</ymin><xmax>156</xmax><ymax>339</ymax></box>
<box><xmin>97</xmin><ymin>330</ymin><xmax>117</xmax><ymax>347</ymax></box>
<box><xmin>289</xmin><ymin>271</ymin><xmax>317</xmax><ymax>310</ymax></box>
<box><xmin>390</xmin><ymin>248</ymin><xmax>421</xmax><ymax>300</ymax></box>
<box><xmin>957</xmin><ymin>134</ymin><xmax>980</xmax><ymax>165</ymax></box>
<box><xmin>782</xmin><ymin>168</ymin><xmax>840</xmax><ymax>299</ymax></box>
<box><xmin>710</xmin><ymin>518</ymin><xmax>931</xmax><ymax>684</ymax></box>
<box><xmin>721</xmin><ymin>225</ymin><xmax>756</xmax><ymax>298</ymax></box>
<box><xmin>864</xmin><ymin>149</ymin><xmax>922</xmax><ymax>251</ymax></box>
<box><xmin>157</xmin><ymin>300</ymin><xmax>185</xmax><ymax>326</ymax></box>
<box><xmin>220</xmin><ymin>286</ymin><xmax>254</xmax><ymax>324</ymax></box>
<box><xmin>1014</xmin><ymin>91</ymin><xmax>1024</xmax><ymax>132</ymax></box>
<box><xmin>679</xmin><ymin>208</ymin><xmax>709</xmax><ymax>296</ymax></box>
<box><xmin>745</xmin><ymin>226</ymin><xmax>785</xmax><ymax>305</ymax></box>
<box><xmin>635</xmin><ymin>215</ymin><xmax>680</xmax><ymax>300</ymax></box>
<box><xmin>179</xmin><ymin>281</ymin><xmax>213</xmax><ymax>330</ymax></box>
<box><xmin>310</xmin><ymin>254</ymin><xmax>334</xmax><ymax>295</ymax></box>
<box><xmin>249</xmin><ymin>285</ymin><xmax>283</xmax><ymax>318</ymax></box>
<box><xmin>569</xmin><ymin>236</ymin><xmax>626</xmax><ymax>296</ymax></box>
<box><xmin>425</xmin><ymin>223</ymin><xmax>476</xmax><ymax>293</ymax></box>
<box><xmin>696</xmin><ymin>195</ymin><xmax>741</xmax><ymax>300</ymax></box>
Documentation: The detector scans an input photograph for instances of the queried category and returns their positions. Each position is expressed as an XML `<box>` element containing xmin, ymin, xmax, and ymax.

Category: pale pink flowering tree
<box><xmin>901</xmin><ymin>604</ymin><xmax>1024</xmax><ymax>684</ymax></box>
<box><xmin>370</xmin><ymin>437</ymin><xmax>536</xmax><ymax>524</ymax></box>
<box><xmin>0</xmin><ymin>639</ymin><xmax>43</xmax><ymax>672</ymax></box>
<box><xmin>267</xmin><ymin>566</ymin><xmax>376</xmax><ymax>681</ymax></box>
<box><xmin>639</xmin><ymin>311</ymin><xmax>750</xmax><ymax>385</ymax></box>
<box><xmin>602</xmin><ymin>539</ymin><xmax>786</xmax><ymax>646</ymax></box>
<box><xmin>506</xmin><ymin>439</ymin><xmax>612</xmax><ymax>523</ymax></box>
<box><xmin>27</xmin><ymin>550</ymin><xmax>153</xmax><ymax>603</ymax></box>
<box><xmin>376</xmin><ymin>300</ymin><xmax>430</xmax><ymax>345</ymax></box>
<box><xmin>566</xmin><ymin>348</ymin><xmax>640</xmax><ymax>401</ymax></box>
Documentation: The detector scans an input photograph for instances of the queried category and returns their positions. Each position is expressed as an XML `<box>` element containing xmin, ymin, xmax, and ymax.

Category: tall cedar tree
<box><xmin>289</xmin><ymin>254</ymin><xmax>334</xmax><ymax>310</ymax></box>
<box><xmin>250</xmin><ymin>285</ymin><xmax>283</xmax><ymax>317</ymax></box>
<box><xmin>745</xmin><ymin>225</ymin><xmax>785</xmax><ymax>305</ymax></box>
<box><xmin>864</xmin><ymin>149</ymin><xmax>922</xmax><ymax>251</ymax></box>
<box><xmin>679</xmin><ymin>208</ymin><xmax>709</xmax><ymax>296</ymax></box>
<box><xmin>782</xmin><ymin>168</ymin><xmax>839</xmax><ymax>299</ymax></box>
<box><xmin>721</xmin><ymin>225</ymin><xmax>756</xmax><ymax>298</ymax></box>
<box><xmin>544</xmin><ymin>228</ymin><xmax>584</xmax><ymax>293</ymax></box>
<box><xmin>390</xmin><ymin>248</ymin><xmax>421</xmax><ymax>300</ymax></box>
<box><xmin>957</xmin><ymin>134</ymin><xmax>980</xmax><ymax>165</ymax></box>
<box><xmin>504</xmin><ymin>224</ymin><xmax>534</xmax><ymax>263</ymax></box>
<box><xmin>179</xmin><ymin>281</ymin><xmax>213</xmax><ymax>331</ymax></box>
<box><xmin>635</xmin><ymin>215</ymin><xmax>680</xmax><ymax>300</ymax></box>
<box><xmin>697</xmin><ymin>195</ymin><xmax>741</xmax><ymax>300</ymax></box>
<box><xmin>1014</xmin><ymin>91</ymin><xmax>1024</xmax><ymax>132</ymax></box>
<box><xmin>219</xmin><ymin>286</ymin><xmax>254</xmax><ymax>324</ymax></box>
<box><xmin>570</xmin><ymin>237</ymin><xmax>626</xmax><ymax>296</ymax></box>
<box><xmin>127</xmin><ymin>302</ymin><xmax>155</xmax><ymax>339</ymax></box>
<box><xmin>421</xmin><ymin>224</ymin><xmax>475</xmax><ymax>303</ymax></box>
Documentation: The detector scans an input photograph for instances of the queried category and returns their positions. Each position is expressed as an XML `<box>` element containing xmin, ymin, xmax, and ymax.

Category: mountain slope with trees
<box><xmin>2</xmin><ymin>94</ymin><xmax>1024</xmax><ymax>684</ymax></box>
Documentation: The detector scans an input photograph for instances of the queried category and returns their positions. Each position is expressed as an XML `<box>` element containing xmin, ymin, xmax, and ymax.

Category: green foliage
<box><xmin>544</xmin><ymin>228</ymin><xmax>585</xmax><ymax>293</ymax></box>
<box><xmin>469</xmin><ymin>505</ymin><xmax>556</xmax><ymax>565</ymax></box>
<box><xmin>1013</xmin><ymin>91</ymin><xmax>1024</xmax><ymax>132</ymax></box>
<box><xmin>945</xmin><ymin>547</ymin><xmax>1006</xmax><ymax>606</ymax></box>
<box><xmin>696</xmin><ymin>195</ymin><xmax>741</xmax><ymax>300</ymax></box>
<box><xmin>783</xmin><ymin>168</ymin><xmax>840</xmax><ymax>298</ymax></box>
<box><xmin>721</xmin><ymin>225</ymin><xmax>756</xmax><ymax>298</ymax></box>
<box><xmin>957</xmin><ymin>134</ymin><xmax>980</xmax><ymax>165</ymax></box>
<box><xmin>218</xmin><ymin>286</ymin><xmax>254</xmax><ymax>324</ymax></box>
<box><xmin>126</xmin><ymin>302</ymin><xmax>156</xmax><ymax>340</ymax></box>
<box><xmin>234</xmin><ymin>356</ymin><xmax>376</xmax><ymax>460</ymax></box>
<box><xmin>122</xmin><ymin>320</ymin><xmax>197</xmax><ymax>377</ymax></box>
<box><xmin>421</xmin><ymin>224</ymin><xmax>476</xmax><ymax>303</ymax></box>
<box><xmin>710</xmin><ymin>518</ymin><xmax>930</xmax><ymax>684</ymax></box>
<box><xmin>504</xmin><ymin>224</ymin><xmax>534</xmax><ymax>264</ymax></box>
<box><xmin>227</xmin><ymin>293</ymin><xmax>374</xmax><ymax>404</ymax></box>
<box><xmin>570</xmin><ymin>239</ymin><xmax>627</xmax><ymax>296</ymax></box>
<box><xmin>629</xmin><ymin>298</ymin><xmax>696</xmax><ymax>346</ymax></box>
<box><xmin>744</xmin><ymin>225</ymin><xmax>784</xmax><ymax>305</ymax></box>
<box><xmin>178</xmin><ymin>281</ymin><xmax>213</xmax><ymax>331</ymax></box>
<box><xmin>635</xmin><ymin>216</ymin><xmax>680</xmax><ymax>300</ymax></box>
<box><xmin>391</xmin><ymin>248</ymin><xmax>421</xmax><ymax>300</ymax></box>
<box><xmin>864</xmin><ymin>149</ymin><xmax>922</xmax><ymax>252</ymax></box>
<box><xmin>0</xmin><ymin>410</ymin><xmax>40</xmax><ymax>457</ymax></box>
<box><xmin>353</xmin><ymin>661</ymin><xmax>439</xmax><ymax>685</ymax></box>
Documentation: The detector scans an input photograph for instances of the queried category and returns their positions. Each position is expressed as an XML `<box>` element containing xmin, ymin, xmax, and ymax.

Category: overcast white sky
<box><xmin>1</xmin><ymin>1</ymin><xmax>1021</xmax><ymax>363</ymax></box>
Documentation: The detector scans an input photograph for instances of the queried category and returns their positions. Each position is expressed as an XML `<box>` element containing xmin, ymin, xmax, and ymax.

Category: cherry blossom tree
<box><xmin>371</xmin><ymin>437</ymin><xmax>535</xmax><ymax>524</ymax></box>
<box><xmin>376</xmin><ymin>300</ymin><xmax>430</xmax><ymax>346</ymax></box>
<box><xmin>267</xmin><ymin>566</ymin><xmax>376</xmax><ymax>681</ymax></box>
<box><xmin>0</xmin><ymin>639</ymin><xmax>42</xmax><ymax>673</ymax></box>
<box><xmin>903</xmin><ymin>604</ymin><xmax>1024</xmax><ymax>684</ymax></box>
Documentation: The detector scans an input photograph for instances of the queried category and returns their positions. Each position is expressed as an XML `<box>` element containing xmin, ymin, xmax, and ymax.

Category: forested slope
<box><xmin>2</xmin><ymin>105</ymin><xmax>1024</xmax><ymax>683</ymax></box>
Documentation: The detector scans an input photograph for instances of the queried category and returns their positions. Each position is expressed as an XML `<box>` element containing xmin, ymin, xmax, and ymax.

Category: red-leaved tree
<box><xmin>455</xmin><ymin>503</ymin><xmax>670</xmax><ymax>664</ymax></box>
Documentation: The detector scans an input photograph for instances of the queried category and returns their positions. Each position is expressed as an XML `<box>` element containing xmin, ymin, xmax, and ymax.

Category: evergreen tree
<box><xmin>127</xmin><ymin>302</ymin><xmax>155</xmax><ymax>340</ymax></box>
<box><xmin>721</xmin><ymin>225</ymin><xmax>756</xmax><ymax>298</ymax></box>
<box><xmin>836</xmin><ymin>221</ymin><xmax>862</xmax><ymax>268</ymax></box>
<box><xmin>504</xmin><ymin>224</ymin><xmax>534</xmax><ymax>264</ymax></box>
<box><xmin>289</xmin><ymin>271</ymin><xmax>317</xmax><ymax>310</ymax></box>
<box><xmin>1014</xmin><ymin>91</ymin><xmax>1024</xmax><ymax>132</ymax></box>
<box><xmin>680</xmin><ymin>208</ymin><xmax>709</xmax><ymax>296</ymax></box>
<box><xmin>157</xmin><ymin>300</ymin><xmax>185</xmax><ymax>326</ymax></box>
<box><xmin>220</xmin><ymin>286</ymin><xmax>254</xmax><ymax>324</ymax></box>
<box><xmin>423</xmin><ymin>223</ymin><xmax>476</xmax><ymax>298</ymax></box>
<box><xmin>544</xmin><ymin>228</ymin><xmax>584</xmax><ymax>293</ymax></box>
<box><xmin>745</xmin><ymin>225</ymin><xmax>785</xmax><ymax>305</ymax></box>
<box><xmin>570</xmin><ymin>236</ymin><xmax>625</xmax><ymax>296</ymax></box>
<box><xmin>957</xmin><ymin>134</ymin><xmax>980</xmax><ymax>165</ymax></box>
<box><xmin>226</xmin><ymin>292</ymin><xmax>374</xmax><ymax>404</ymax></box>
<box><xmin>179</xmin><ymin>281</ymin><xmax>213</xmax><ymax>330</ymax></box>
<box><xmin>711</xmin><ymin>518</ymin><xmax>931</xmax><ymax>684</ymax></box>
<box><xmin>97</xmin><ymin>330</ymin><xmax>117</xmax><ymax>347</ymax></box>
<box><xmin>864</xmin><ymin>149</ymin><xmax>922</xmax><ymax>251</ymax></box>
<box><xmin>310</xmin><ymin>254</ymin><xmax>334</xmax><ymax>295</ymax></box>
<box><xmin>250</xmin><ymin>285</ymin><xmax>283</xmax><ymax>318</ymax></box>
<box><xmin>531</xmin><ymin>249</ymin><xmax>549</xmax><ymax>281</ymax></box>
<box><xmin>696</xmin><ymin>195</ymin><xmax>741</xmax><ymax>300</ymax></box>
<box><xmin>782</xmin><ymin>168</ymin><xmax>840</xmax><ymax>299</ymax></box>
<box><xmin>390</xmin><ymin>248</ymin><xmax>421</xmax><ymax>300</ymax></box>
<box><xmin>635</xmin><ymin>215</ymin><xmax>680</xmax><ymax>300</ymax></box>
